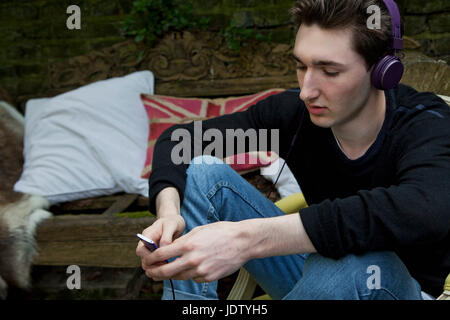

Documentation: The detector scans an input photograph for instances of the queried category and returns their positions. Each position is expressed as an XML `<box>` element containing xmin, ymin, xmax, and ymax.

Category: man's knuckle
<box><xmin>159</xmin><ymin>269</ymin><xmax>171</xmax><ymax>279</ymax></box>
<box><xmin>145</xmin><ymin>269</ymin><xmax>153</xmax><ymax>279</ymax></box>
<box><xmin>196</xmin><ymin>264</ymin><xmax>209</xmax><ymax>277</ymax></box>
<box><xmin>153</xmin><ymin>251</ymin><xmax>161</xmax><ymax>260</ymax></box>
<box><xmin>184</xmin><ymin>241</ymin><xmax>197</xmax><ymax>252</ymax></box>
<box><xmin>188</xmin><ymin>256</ymin><xmax>202</xmax><ymax>268</ymax></box>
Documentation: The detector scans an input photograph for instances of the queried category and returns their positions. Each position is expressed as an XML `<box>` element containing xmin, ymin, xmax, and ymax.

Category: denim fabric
<box><xmin>162</xmin><ymin>155</ymin><xmax>423</xmax><ymax>300</ymax></box>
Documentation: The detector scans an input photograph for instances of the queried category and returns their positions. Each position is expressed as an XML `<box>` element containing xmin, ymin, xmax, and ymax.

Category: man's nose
<box><xmin>299</xmin><ymin>70</ymin><xmax>320</xmax><ymax>102</ymax></box>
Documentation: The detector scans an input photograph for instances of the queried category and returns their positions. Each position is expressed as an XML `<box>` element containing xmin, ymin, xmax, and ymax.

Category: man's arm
<box><xmin>141</xmin><ymin>211</ymin><xmax>316</xmax><ymax>283</ymax></box>
<box><xmin>300</xmin><ymin>115</ymin><xmax>450</xmax><ymax>259</ymax></box>
<box><xmin>149</xmin><ymin>183</ymin><xmax>317</xmax><ymax>260</ymax></box>
<box><xmin>241</xmin><ymin>213</ymin><xmax>317</xmax><ymax>259</ymax></box>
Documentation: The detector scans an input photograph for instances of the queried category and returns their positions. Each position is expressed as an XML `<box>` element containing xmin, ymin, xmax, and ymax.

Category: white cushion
<box><xmin>260</xmin><ymin>158</ymin><xmax>302</xmax><ymax>198</ymax></box>
<box><xmin>14</xmin><ymin>71</ymin><xmax>154</xmax><ymax>204</ymax></box>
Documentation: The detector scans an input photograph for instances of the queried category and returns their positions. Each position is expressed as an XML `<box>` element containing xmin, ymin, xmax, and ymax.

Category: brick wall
<box><xmin>397</xmin><ymin>0</ymin><xmax>450</xmax><ymax>60</ymax></box>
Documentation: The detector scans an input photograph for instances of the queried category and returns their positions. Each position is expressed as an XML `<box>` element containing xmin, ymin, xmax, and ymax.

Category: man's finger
<box><xmin>160</xmin><ymin>223</ymin><xmax>177</xmax><ymax>247</ymax></box>
<box><xmin>136</xmin><ymin>241</ymin><xmax>148</xmax><ymax>258</ymax></box>
<box><xmin>171</xmin><ymin>268</ymin><xmax>199</xmax><ymax>281</ymax></box>
<box><xmin>144</xmin><ymin>236</ymin><xmax>188</xmax><ymax>266</ymax></box>
<box><xmin>146</xmin><ymin>252</ymin><xmax>197</xmax><ymax>280</ymax></box>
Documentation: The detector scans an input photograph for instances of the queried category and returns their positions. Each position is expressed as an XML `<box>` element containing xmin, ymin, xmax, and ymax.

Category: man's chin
<box><xmin>309</xmin><ymin>115</ymin><xmax>333</xmax><ymax>128</ymax></box>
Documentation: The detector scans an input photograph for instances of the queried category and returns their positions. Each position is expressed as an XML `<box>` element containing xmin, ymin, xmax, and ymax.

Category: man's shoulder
<box><xmin>389</xmin><ymin>84</ymin><xmax>450</xmax><ymax>141</ymax></box>
<box><xmin>394</xmin><ymin>84</ymin><xmax>450</xmax><ymax>116</ymax></box>
<box><xmin>391</xmin><ymin>84</ymin><xmax>450</xmax><ymax>126</ymax></box>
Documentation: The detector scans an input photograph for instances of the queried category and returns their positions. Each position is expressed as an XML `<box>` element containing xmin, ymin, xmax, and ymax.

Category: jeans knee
<box><xmin>187</xmin><ymin>155</ymin><xmax>233</xmax><ymax>183</ymax></box>
<box><xmin>294</xmin><ymin>252</ymin><xmax>420</xmax><ymax>299</ymax></box>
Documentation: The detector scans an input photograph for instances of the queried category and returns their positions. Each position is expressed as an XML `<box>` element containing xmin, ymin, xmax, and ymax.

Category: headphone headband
<box><xmin>382</xmin><ymin>0</ymin><xmax>403</xmax><ymax>50</ymax></box>
<box><xmin>371</xmin><ymin>0</ymin><xmax>404</xmax><ymax>89</ymax></box>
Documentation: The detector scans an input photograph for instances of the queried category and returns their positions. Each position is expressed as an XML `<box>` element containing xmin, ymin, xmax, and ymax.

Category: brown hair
<box><xmin>290</xmin><ymin>0</ymin><xmax>403</xmax><ymax>69</ymax></box>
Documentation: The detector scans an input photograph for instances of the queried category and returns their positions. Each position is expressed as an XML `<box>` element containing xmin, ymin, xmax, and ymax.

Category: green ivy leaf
<box><xmin>122</xmin><ymin>0</ymin><xmax>273</xmax><ymax>50</ymax></box>
<box><xmin>135</xmin><ymin>34</ymin><xmax>144</xmax><ymax>42</ymax></box>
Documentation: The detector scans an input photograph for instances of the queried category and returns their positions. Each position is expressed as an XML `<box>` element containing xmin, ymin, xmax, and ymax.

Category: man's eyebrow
<box><xmin>291</xmin><ymin>54</ymin><xmax>303</xmax><ymax>63</ymax></box>
<box><xmin>291</xmin><ymin>53</ymin><xmax>345</xmax><ymax>67</ymax></box>
<box><xmin>291</xmin><ymin>53</ymin><xmax>303</xmax><ymax>63</ymax></box>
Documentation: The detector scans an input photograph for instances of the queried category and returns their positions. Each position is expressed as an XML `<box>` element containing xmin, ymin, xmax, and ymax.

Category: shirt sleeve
<box><xmin>300</xmin><ymin>116</ymin><xmax>450</xmax><ymax>259</ymax></box>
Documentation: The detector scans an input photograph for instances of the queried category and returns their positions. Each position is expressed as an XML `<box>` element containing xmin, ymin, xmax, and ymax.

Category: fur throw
<box><xmin>0</xmin><ymin>101</ymin><xmax>51</xmax><ymax>299</ymax></box>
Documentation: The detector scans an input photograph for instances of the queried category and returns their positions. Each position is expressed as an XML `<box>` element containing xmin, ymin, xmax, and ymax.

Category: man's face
<box><xmin>293</xmin><ymin>24</ymin><xmax>374</xmax><ymax>129</ymax></box>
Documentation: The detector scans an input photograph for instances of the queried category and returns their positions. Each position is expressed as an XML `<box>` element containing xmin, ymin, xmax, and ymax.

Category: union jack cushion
<box><xmin>140</xmin><ymin>89</ymin><xmax>285</xmax><ymax>179</ymax></box>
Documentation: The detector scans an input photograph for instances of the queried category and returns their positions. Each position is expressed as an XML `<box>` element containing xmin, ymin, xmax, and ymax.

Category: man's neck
<box><xmin>332</xmin><ymin>90</ymin><xmax>386</xmax><ymax>160</ymax></box>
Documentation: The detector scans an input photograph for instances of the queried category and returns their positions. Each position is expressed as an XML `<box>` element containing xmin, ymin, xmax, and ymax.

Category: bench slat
<box><xmin>35</xmin><ymin>215</ymin><xmax>156</xmax><ymax>267</ymax></box>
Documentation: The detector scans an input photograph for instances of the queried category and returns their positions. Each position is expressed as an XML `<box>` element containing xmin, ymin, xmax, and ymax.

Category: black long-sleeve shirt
<box><xmin>148</xmin><ymin>84</ymin><xmax>450</xmax><ymax>297</ymax></box>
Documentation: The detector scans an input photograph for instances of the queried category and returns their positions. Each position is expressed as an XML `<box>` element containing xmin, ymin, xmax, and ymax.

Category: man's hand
<box><xmin>137</xmin><ymin>214</ymin><xmax>186</xmax><ymax>248</ymax></box>
<box><xmin>137</xmin><ymin>185</ymin><xmax>316</xmax><ymax>284</ymax></box>
<box><xmin>141</xmin><ymin>221</ymin><xmax>250</xmax><ymax>283</ymax></box>
<box><xmin>136</xmin><ymin>187</ymin><xmax>185</xmax><ymax>273</ymax></box>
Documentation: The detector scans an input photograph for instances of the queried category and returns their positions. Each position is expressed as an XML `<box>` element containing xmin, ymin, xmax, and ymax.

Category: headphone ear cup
<box><xmin>371</xmin><ymin>55</ymin><xmax>404</xmax><ymax>90</ymax></box>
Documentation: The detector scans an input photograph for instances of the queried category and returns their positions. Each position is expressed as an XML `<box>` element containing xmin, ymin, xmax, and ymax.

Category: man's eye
<box><xmin>324</xmin><ymin>70</ymin><xmax>339</xmax><ymax>77</ymax></box>
<box><xmin>296</xmin><ymin>65</ymin><xmax>306</xmax><ymax>71</ymax></box>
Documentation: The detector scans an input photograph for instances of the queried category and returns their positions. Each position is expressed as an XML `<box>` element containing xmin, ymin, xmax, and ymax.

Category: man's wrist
<box><xmin>236</xmin><ymin>218</ymin><xmax>268</xmax><ymax>261</ymax></box>
<box><xmin>155</xmin><ymin>187</ymin><xmax>181</xmax><ymax>218</ymax></box>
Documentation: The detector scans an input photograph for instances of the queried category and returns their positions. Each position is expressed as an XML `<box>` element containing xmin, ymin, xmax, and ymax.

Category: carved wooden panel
<box><xmin>45</xmin><ymin>31</ymin><xmax>298</xmax><ymax>98</ymax></box>
<box><xmin>41</xmin><ymin>31</ymin><xmax>450</xmax><ymax>101</ymax></box>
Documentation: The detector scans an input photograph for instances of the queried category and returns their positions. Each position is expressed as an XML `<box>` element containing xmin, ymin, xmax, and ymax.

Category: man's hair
<box><xmin>290</xmin><ymin>0</ymin><xmax>403</xmax><ymax>69</ymax></box>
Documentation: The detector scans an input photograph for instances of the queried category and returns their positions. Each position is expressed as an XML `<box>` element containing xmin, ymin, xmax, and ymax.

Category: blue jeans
<box><xmin>162</xmin><ymin>155</ymin><xmax>423</xmax><ymax>300</ymax></box>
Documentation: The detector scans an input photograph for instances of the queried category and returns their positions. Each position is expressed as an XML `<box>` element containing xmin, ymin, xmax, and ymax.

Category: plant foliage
<box><xmin>121</xmin><ymin>0</ymin><xmax>210</xmax><ymax>46</ymax></box>
<box><xmin>219</xmin><ymin>19</ymin><xmax>272</xmax><ymax>51</ymax></box>
<box><xmin>122</xmin><ymin>0</ymin><xmax>272</xmax><ymax>51</ymax></box>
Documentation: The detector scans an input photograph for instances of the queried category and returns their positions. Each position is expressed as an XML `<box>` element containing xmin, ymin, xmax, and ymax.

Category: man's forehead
<box><xmin>293</xmin><ymin>24</ymin><xmax>356</xmax><ymax>65</ymax></box>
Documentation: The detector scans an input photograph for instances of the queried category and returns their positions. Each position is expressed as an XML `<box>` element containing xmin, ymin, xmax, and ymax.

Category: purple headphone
<box><xmin>371</xmin><ymin>0</ymin><xmax>404</xmax><ymax>90</ymax></box>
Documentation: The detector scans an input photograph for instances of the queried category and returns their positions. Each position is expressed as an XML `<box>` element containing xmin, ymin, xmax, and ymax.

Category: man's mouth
<box><xmin>307</xmin><ymin>104</ymin><xmax>327</xmax><ymax>115</ymax></box>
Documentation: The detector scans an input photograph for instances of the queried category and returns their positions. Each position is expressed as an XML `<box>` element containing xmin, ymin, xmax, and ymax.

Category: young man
<box><xmin>137</xmin><ymin>0</ymin><xmax>450</xmax><ymax>300</ymax></box>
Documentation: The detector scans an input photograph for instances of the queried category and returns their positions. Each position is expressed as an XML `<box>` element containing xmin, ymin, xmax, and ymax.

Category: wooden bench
<box><xmin>35</xmin><ymin>174</ymin><xmax>278</xmax><ymax>269</ymax></box>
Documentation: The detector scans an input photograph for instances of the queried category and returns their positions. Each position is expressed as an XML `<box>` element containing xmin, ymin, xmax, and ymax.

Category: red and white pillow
<box><xmin>140</xmin><ymin>89</ymin><xmax>285</xmax><ymax>179</ymax></box>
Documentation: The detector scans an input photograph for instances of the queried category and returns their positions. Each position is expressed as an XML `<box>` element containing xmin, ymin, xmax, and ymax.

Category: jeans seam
<box><xmin>205</xmin><ymin>182</ymin><xmax>221</xmax><ymax>223</ymax></box>
<box><xmin>360</xmin><ymin>286</ymin><xmax>400</xmax><ymax>300</ymax></box>
<box><xmin>201</xmin><ymin>282</ymin><xmax>209</xmax><ymax>297</ymax></box>
<box><xmin>205</xmin><ymin>180</ymin><xmax>278</xmax><ymax>220</ymax></box>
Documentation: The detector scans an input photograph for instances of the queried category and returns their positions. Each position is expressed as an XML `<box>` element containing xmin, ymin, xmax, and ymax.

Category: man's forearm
<box><xmin>240</xmin><ymin>213</ymin><xmax>317</xmax><ymax>261</ymax></box>
<box><xmin>155</xmin><ymin>187</ymin><xmax>181</xmax><ymax>218</ymax></box>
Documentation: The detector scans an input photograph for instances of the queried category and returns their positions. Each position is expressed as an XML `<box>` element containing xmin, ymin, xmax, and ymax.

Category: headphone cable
<box><xmin>169</xmin><ymin>278</ymin><xmax>175</xmax><ymax>300</ymax></box>
<box><xmin>267</xmin><ymin>107</ymin><xmax>305</xmax><ymax>199</ymax></box>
